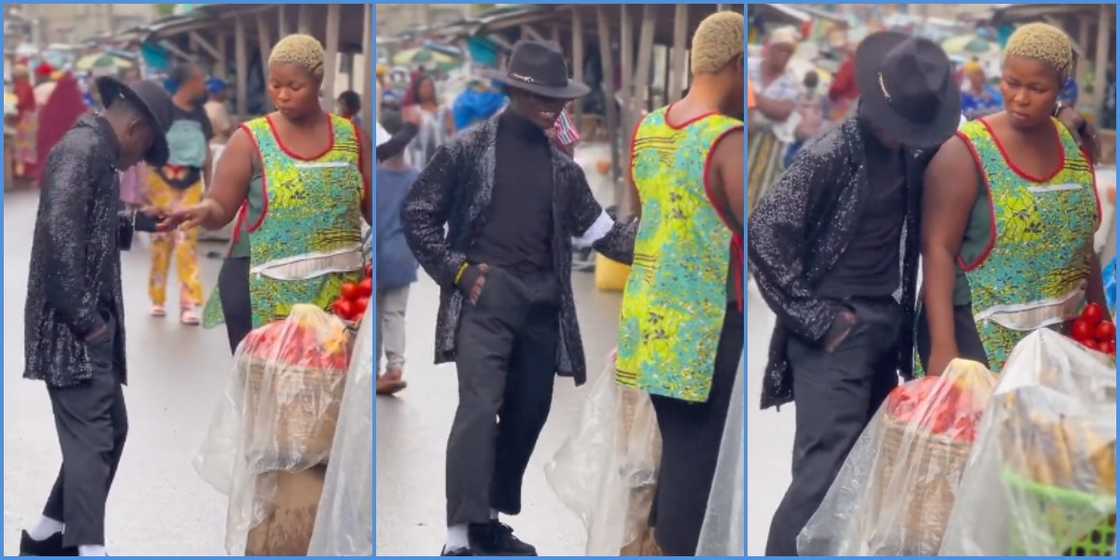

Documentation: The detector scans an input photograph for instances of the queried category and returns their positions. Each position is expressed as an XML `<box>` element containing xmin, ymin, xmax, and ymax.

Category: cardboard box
<box><xmin>245</xmin><ymin>466</ymin><xmax>327</xmax><ymax>556</ymax></box>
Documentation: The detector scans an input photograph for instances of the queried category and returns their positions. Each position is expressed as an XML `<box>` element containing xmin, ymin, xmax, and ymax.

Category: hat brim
<box><xmin>483</xmin><ymin>68</ymin><xmax>591</xmax><ymax>100</ymax></box>
<box><xmin>855</xmin><ymin>32</ymin><xmax>962</xmax><ymax>149</ymax></box>
<box><xmin>96</xmin><ymin>76</ymin><xmax>170</xmax><ymax>167</ymax></box>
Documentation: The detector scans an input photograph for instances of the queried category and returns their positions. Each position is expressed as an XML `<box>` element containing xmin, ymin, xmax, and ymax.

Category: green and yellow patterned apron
<box><xmin>615</xmin><ymin>106</ymin><xmax>743</xmax><ymax>403</ymax></box>
<box><xmin>950</xmin><ymin>117</ymin><xmax>1098</xmax><ymax>372</ymax></box>
<box><xmin>206</xmin><ymin>114</ymin><xmax>365</xmax><ymax>328</ymax></box>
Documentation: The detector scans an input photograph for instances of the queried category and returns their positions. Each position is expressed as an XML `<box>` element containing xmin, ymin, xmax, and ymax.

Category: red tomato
<box><xmin>1082</xmin><ymin>303</ymin><xmax>1105</xmax><ymax>327</ymax></box>
<box><xmin>1072</xmin><ymin>319</ymin><xmax>1095</xmax><ymax>342</ymax></box>
<box><xmin>357</xmin><ymin>277</ymin><xmax>373</xmax><ymax>298</ymax></box>
<box><xmin>1096</xmin><ymin>321</ymin><xmax>1116</xmax><ymax>342</ymax></box>
<box><xmin>930</xmin><ymin>410</ymin><xmax>954</xmax><ymax>434</ymax></box>
<box><xmin>333</xmin><ymin>299</ymin><xmax>354</xmax><ymax>319</ymax></box>
<box><xmin>1085</xmin><ymin>340</ymin><xmax>1103</xmax><ymax>352</ymax></box>
<box><xmin>353</xmin><ymin>297</ymin><xmax>369</xmax><ymax>315</ymax></box>
<box><xmin>341</xmin><ymin>282</ymin><xmax>359</xmax><ymax>301</ymax></box>
<box><xmin>1105</xmin><ymin>339</ymin><xmax>1117</xmax><ymax>355</ymax></box>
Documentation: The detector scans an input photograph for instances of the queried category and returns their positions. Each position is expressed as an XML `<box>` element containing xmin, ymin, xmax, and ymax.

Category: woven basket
<box><xmin>242</xmin><ymin>357</ymin><xmax>346</xmax><ymax>468</ymax></box>
<box><xmin>865</xmin><ymin>416</ymin><xmax>973</xmax><ymax>555</ymax></box>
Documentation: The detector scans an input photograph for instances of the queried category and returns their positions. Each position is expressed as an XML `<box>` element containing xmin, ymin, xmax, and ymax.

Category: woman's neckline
<box><xmin>265</xmin><ymin>112</ymin><xmax>335</xmax><ymax>161</ymax></box>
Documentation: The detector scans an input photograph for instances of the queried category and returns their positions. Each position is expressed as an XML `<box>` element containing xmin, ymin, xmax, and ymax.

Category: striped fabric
<box><xmin>553</xmin><ymin>108</ymin><xmax>581</xmax><ymax>147</ymax></box>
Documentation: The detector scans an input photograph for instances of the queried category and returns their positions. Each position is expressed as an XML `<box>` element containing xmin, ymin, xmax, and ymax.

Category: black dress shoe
<box><xmin>19</xmin><ymin>531</ymin><xmax>79</xmax><ymax>556</ymax></box>
<box><xmin>469</xmin><ymin>521</ymin><xmax>537</xmax><ymax>556</ymax></box>
<box><xmin>440</xmin><ymin>545</ymin><xmax>474</xmax><ymax>556</ymax></box>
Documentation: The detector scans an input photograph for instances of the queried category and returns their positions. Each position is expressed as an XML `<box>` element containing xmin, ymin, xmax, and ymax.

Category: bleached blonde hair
<box><xmin>691</xmin><ymin>11</ymin><xmax>744</xmax><ymax>74</ymax></box>
<box><xmin>269</xmin><ymin>34</ymin><xmax>325</xmax><ymax>81</ymax></box>
<box><xmin>1004</xmin><ymin>23</ymin><xmax>1075</xmax><ymax>82</ymax></box>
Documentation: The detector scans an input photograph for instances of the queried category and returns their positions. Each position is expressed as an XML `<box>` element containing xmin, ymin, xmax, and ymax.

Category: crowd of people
<box><xmin>749</xmin><ymin>20</ymin><xmax>1108</xmax><ymax>556</ymax></box>
<box><xmin>17</xmin><ymin>32</ymin><xmax>372</xmax><ymax>556</ymax></box>
<box><xmin>377</xmin><ymin>9</ymin><xmax>745</xmax><ymax>556</ymax></box>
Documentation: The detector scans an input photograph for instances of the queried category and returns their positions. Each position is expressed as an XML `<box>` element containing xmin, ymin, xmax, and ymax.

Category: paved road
<box><xmin>4</xmin><ymin>190</ymin><xmax>233</xmax><ymax>555</ymax></box>
<box><xmin>375</xmin><ymin>269</ymin><xmax>623</xmax><ymax>556</ymax></box>
<box><xmin>746</xmin><ymin>283</ymin><xmax>795</xmax><ymax>557</ymax></box>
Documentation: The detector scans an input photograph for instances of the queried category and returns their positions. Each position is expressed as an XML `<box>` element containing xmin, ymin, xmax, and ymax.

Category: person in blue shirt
<box><xmin>375</xmin><ymin>111</ymin><xmax>420</xmax><ymax>395</ymax></box>
<box><xmin>960</xmin><ymin>61</ymin><xmax>1004</xmax><ymax>121</ymax></box>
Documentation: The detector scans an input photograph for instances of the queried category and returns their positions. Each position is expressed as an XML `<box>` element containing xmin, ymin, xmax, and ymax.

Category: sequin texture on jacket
<box><xmin>402</xmin><ymin>113</ymin><xmax>637</xmax><ymax>384</ymax></box>
<box><xmin>748</xmin><ymin>117</ymin><xmax>931</xmax><ymax>410</ymax></box>
<box><xmin>24</xmin><ymin>114</ymin><xmax>129</xmax><ymax>387</ymax></box>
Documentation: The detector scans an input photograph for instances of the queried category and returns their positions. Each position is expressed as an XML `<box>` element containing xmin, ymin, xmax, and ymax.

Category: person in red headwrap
<box><xmin>34</xmin><ymin>72</ymin><xmax>89</xmax><ymax>184</ymax></box>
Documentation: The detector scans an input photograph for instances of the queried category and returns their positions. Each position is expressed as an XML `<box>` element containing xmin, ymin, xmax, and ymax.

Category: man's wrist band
<box><xmin>455</xmin><ymin>263</ymin><xmax>470</xmax><ymax>285</ymax></box>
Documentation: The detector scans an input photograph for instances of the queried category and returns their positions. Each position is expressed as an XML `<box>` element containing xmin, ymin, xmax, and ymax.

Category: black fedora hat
<box><xmin>95</xmin><ymin>77</ymin><xmax>173</xmax><ymax>166</ymax></box>
<box><xmin>856</xmin><ymin>32</ymin><xmax>961</xmax><ymax>148</ymax></box>
<box><xmin>486</xmin><ymin>40</ymin><xmax>590</xmax><ymax>100</ymax></box>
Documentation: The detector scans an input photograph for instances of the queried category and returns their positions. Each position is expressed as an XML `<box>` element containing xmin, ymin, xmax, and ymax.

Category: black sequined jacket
<box><xmin>402</xmin><ymin>114</ymin><xmax>637</xmax><ymax>384</ymax></box>
<box><xmin>24</xmin><ymin>115</ymin><xmax>141</xmax><ymax>387</ymax></box>
<box><xmin>748</xmin><ymin>117</ymin><xmax>933</xmax><ymax>410</ymax></box>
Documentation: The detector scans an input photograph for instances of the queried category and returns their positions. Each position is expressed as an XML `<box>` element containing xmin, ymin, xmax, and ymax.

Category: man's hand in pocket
<box><xmin>459</xmin><ymin>263</ymin><xmax>490</xmax><ymax>305</ymax></box>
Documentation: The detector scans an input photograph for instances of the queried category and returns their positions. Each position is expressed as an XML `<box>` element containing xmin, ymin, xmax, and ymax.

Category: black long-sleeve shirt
<box><xmin>468</xmin><ymin>110</ymin><xmax>555</xmax><ymax>271</ymax></box>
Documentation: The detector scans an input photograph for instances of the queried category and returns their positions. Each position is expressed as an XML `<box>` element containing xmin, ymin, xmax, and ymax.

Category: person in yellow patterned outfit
<box><xmin>163</xmin><ymin>34</ymin><xmax>371</xmax><ymax>352</ymax></box>
<box><xmin>614</xmin><ymin>11</ymin><xmax>744</xmax><ymax>555</ymax></box>
<box><xmin>146</xmin><ymin>62</ymin><xmax>212</xmax><ymax>324</ymax></box>
<box><xmin>920</xmin><ymin>23</ymin><xmax>1108</xmax><ymax>377</ymax></box>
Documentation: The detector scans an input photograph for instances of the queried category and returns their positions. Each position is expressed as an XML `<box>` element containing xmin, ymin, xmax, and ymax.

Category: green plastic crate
<box><xmin>1002</xmin><ymin>469</ymin><xmax>1116</xmax><ymax>556</ymax></box>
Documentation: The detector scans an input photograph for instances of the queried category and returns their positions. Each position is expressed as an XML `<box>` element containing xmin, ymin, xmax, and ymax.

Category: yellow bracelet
<box><xmin>455</xmin><ymin>262</ymin><xmax>470</xmax><ymax>285</ymax></box>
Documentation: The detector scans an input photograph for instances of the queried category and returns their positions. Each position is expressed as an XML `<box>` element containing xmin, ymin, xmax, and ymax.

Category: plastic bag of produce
<box><xmin>940</xmin><ymin>329</ymin><xmax>1117</xmax><ymax>556</ymax></box>
<box><xmin>308</xmin><ymin>311</ymin><xmax>373</xmax><ymax>555</ymax></box>
<box><xmin>194</xmin><ymin>304</ymin><xmax>353</xmax><ymax>554</ymax></box>
<box><xmin>544</xmin><ymin>350</ymin><xmax>662</xmax><ymax>555</ymax></box>
<box><xmin>798</xmin><ymin>359</ymin><xmax>996</xmax><ymax>555</ymax></box>
<box><xmin>696</xmin><ymin>362</ymin><xmax>745</xmax><ymax>556</ymax></box>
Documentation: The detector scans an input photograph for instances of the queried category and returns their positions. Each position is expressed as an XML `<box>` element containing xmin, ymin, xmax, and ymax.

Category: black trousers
<box><xmin>648</xmin><ymin>305</ymin><xmax>744</xmax><ymax>555</ymax></box>
<box><xmin>42</xmin><ymin>312</ymin><xmax>128</xmax><ymax>548</ymax></box>
<box><xmin>446</xmin><ymin>267</ymin><xmax>561</xmax><ymax>526</ymax></box>
<box><xmin>218</xmin><ymin>256</ymin><xmax>252</xmax><ymax>354</ymax></box>
<box><xmin>766</xmin><ymin>298</ymin><xmax>902</xmax><ymax>556</ymax></box>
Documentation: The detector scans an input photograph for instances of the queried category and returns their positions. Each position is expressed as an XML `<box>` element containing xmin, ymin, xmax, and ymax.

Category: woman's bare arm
<box><xmin>182</xmin><ymin>127</ymin><xmax>253</xmax><ymax>230</ymax></box>
<box><xmin>922</xmin><ymin>135</ymin><xmax>980</xmax><ymax>376</ymax></box>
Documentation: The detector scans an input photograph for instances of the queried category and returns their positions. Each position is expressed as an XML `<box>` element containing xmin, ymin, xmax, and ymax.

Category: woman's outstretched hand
<box><xmin>158</xmin><ymin>199</ymin><xmax>216</xmax><ymax>232</ymax></box>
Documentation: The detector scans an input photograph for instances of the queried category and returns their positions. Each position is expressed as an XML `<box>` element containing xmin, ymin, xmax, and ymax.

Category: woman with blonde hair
<box><xmin>164</xmin><ymin>33</ymin><xmax>371</xmax><ymax>352</ymax></box>
<box><xmin>920</xmin><ymin>23</ymin><xmax>1107</xmax><ymax>377</ymax></box>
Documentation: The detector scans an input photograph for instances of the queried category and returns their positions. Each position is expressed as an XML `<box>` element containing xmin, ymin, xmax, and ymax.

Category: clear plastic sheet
<box><xmin>308</xmin><ymin>311</ymin><xmax>373</xmax><ymax>555</ymax></box>
<box><xmin>940</xmin><ymin>329</ymin><xmax>1117</xmax><ymax>556</ymax></box>
<box><xmin>798</xmin><ymin>359</ymin><xmax>997</xmax><ymax>555</ymax></box>
<box><xmin>696</xmin><ymin>363</ymin><xmax>745</xmax><ymax>556</ymax></box>
<box><xmin>194</xmin><ymin>304</ymin><xmax>353</xmax><ymax>554</ymax></box>
<box><xmin>544</xmin><ymin>351</ymin><xmax>663</xmax><ymax>555</ymax></box>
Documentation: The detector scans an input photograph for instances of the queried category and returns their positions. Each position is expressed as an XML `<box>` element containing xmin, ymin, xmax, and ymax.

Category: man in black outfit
<box><xmin>20</xmin><ymin>78</ymin><xmax>173</xmax><ymax>556</ymax></box>
<box><xmin>749</xmin><ymin>34</ymin><xmax>961</xmax><ymax>555</ymax></box>
<box><xmin>403</xmin><ymin>40</ymin><xmax>635</xmax><ymax>556</ymax></box>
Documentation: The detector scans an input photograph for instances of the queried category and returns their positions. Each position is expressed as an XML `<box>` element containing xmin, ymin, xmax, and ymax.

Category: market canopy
<box><xmin>941</xmin><ymin>35</ymin><xmax>998</xmax><ymax>57</ymax></box>
<box><xmin>75</xmin><ymin>53</ymin><xmax>134</xmax><ymax>72</ymax></box>
<box><xmin>391</xmin><ymin>46</ymin><xmax>461</xmax><ymax>71</ymax></box>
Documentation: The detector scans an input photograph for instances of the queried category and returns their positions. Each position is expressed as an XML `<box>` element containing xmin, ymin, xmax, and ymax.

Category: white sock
<box><xmin>28</xmin><ymin>516</ymin><xmax>64</xmax><ymax>541</ymax></box>
<box><xmin>446</xmin><ymin>524</ymin><xmax>470</xmax><ymax>551</ymax></box>
<box><xmin>79</xmin><ymin>545</ymin><xmax>107</xmax><ymax>556</ymax></box>
<box><xmin>489</xmin><ymin>508</ymin><xmax>500</xmax><ymax>521</ymax></box>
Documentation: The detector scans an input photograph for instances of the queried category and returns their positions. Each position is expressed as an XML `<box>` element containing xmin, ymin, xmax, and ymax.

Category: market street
<box><xmin>745</xmin><ymin>283</ymin><xmax>795</xmax><ymax>557</ymax></box>
<box><xmin>375</xmin><ymin>270</ymin><xmax>623</xmax><ymax>556</ymax></box>
<box><xmin>3</xmin><ymin>189</ymin><xmax>230</xmax><ymax>555</ymax></box>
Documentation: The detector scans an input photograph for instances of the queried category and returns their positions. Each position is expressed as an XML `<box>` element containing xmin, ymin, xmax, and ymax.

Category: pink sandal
<box><xmin>180</xmin><ymin>306</ymin><xmax>200</xmax><ymax>326</ymax></box>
